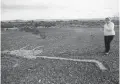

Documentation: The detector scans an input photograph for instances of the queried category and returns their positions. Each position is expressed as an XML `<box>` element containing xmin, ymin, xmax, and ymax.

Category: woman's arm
<box><xmin>106</xmin><ymin>23</ymin><xmax>114</xmax><ymax>31</ymax></box>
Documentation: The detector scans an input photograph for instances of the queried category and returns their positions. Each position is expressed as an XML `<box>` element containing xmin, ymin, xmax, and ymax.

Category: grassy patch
<box><xmin>1</xmin><ymin>27</ymin><xmax>119</xmax><ymax>84</ymax></box>
<box><xmin>1</xmin><ymin>54</ymin><xmax>119</xmax><ymax>84</ymax></box>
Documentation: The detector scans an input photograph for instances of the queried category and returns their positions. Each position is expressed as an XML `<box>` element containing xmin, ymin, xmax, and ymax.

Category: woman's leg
<box><xmin>104</xmin><ymin>36</ymin><xmax>108</xmax><ymax>52</ymax></box>
<box><xmin>106</xmin><ymin>35</ymin><xmax>114</xmax><ymax>53</ymax></box>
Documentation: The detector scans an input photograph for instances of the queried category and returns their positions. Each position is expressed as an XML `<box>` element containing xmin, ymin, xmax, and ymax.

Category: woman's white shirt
<box><xmin>104</xmin><ymin>22</ymin><xmax>115</xmax><ymax>36</ymax></box>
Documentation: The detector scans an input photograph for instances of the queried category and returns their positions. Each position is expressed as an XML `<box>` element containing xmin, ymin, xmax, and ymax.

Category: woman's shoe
<box><xmin>105</xmin><ymin>52</ymin><xmax>109</xmax><ymax>55</ymax></box>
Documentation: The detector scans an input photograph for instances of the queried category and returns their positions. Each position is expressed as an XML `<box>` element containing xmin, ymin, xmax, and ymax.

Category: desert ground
<box><xmin>1</xmin><ymin>26</ymin><xmax>119</xmax><ymax>84</ymax></box>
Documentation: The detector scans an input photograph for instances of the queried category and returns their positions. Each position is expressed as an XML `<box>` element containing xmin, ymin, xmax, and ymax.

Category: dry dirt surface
<box><xmin>1</xmin><ymin>27</ymin><xmax>119</xmax><ymax>84</ymax></box>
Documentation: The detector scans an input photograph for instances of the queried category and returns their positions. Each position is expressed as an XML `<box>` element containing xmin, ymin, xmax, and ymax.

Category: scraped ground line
<box><xmin>32</xmin><ymin>46</ymin><xmax>44</xmax><ymax>55</ymax></box>
<box><xmin>34</xmin><ymin>56</ymin><xmax>107</xmax><ymax>71</ymax></box>
<box><xmin>19</xmin><ymin>45</ymin><xmax>30</xmax><ymax>50</ymax></box>
<box><xmin>32</xmin><ymin>45</ymin><xmax>44</xmax><ymax>50</ymax></box>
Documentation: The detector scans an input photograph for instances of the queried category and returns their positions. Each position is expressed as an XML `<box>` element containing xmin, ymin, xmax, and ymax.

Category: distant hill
<box><xmin>2</xmin><ymin>17</ymin><xmax>119</xmax><ymax>22</ymax></box>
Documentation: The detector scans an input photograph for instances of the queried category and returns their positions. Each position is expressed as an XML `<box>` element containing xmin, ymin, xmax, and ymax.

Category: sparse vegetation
<box><xmin>1</xmin><ymin>19</ymin><xmax>119</xmax><ymax>84</ymax></box>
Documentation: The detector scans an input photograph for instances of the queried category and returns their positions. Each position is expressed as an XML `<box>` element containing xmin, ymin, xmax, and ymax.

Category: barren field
<box><xmin>1</xmin><ymin>27</ymin><xmax>119</xmax><ymax>84</ymax></box>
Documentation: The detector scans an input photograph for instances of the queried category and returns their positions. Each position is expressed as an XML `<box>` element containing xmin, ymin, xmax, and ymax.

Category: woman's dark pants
<box><xmin>104</xmin><ymin>35</ymin><xmax>114</xmax><ymax>53</ymax></box>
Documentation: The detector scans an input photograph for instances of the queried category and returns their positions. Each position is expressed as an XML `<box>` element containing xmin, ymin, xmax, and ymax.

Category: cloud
<box><xmin>1</xmin><ymin>3</ymin><xmax>49</xmax><ymax>10</ymax></box>
<box><xmin>1</xmin><ymin>0</ymin><xmax>119</xmax><ymax>20</ymax></box>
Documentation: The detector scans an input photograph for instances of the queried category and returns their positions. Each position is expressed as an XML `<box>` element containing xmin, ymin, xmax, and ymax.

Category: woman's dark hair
<box><xmin>105</xmin><ymin>17</ymin><xmax>111</xmax><ymax>21</ymax></box>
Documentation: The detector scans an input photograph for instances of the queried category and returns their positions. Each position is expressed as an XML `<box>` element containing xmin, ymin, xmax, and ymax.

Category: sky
<box><xmin>1</xmin><ymin>0</ymin><xmax>119</xmax><ymax>20</ymax></box>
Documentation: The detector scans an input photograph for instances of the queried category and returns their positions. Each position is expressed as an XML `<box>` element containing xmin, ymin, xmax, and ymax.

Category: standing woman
<box><xmin>103</xmin><ymin>17</ymin><xmax>115</xmax><ymax>55</ymax></box>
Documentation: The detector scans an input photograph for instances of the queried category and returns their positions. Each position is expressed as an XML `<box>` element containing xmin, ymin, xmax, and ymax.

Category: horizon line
<box><xmin>1</xmin><ymin>18</ymin><xmax>107</xmax><ymax>21</ymax></box>
<box><xmin>2</xmin><ymin>16</ymin><xmax>119</xmax><ymax>21</ymax></box>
